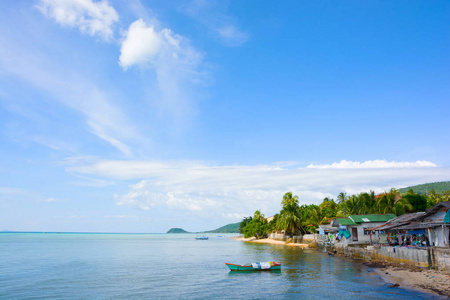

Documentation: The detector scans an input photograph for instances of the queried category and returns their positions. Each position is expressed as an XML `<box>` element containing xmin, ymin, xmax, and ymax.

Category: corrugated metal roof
<box><xmin>384</xmin><ymin>212</ymin><xmax>425</xmax><ymax>223</ymax></box>
<box><xmin>336</xmin><ymin>218</ymin><xmax>357</xmax><ymax>225</ymax></box>
<box><xmin>395</xmin><ymin>223</ymin><xmax>450</xmax><ymax>230</ymax></box>
<box><xmin>349</xmin><ymin>214</ymin><xmax>396</xmax><ymax>223</ymax></box>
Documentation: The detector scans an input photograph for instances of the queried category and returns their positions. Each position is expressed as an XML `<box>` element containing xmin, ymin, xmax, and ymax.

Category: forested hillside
<box><xmin>399</xmin><ymin>181</ymin><xmax>450</xmax><ymax>194</ymax></box>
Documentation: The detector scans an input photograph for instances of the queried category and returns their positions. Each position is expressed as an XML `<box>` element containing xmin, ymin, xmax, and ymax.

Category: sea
<box><xmin>0</xmin><ymin>233</ymin><xmax>441</xmax><ymax>299</ymax></box>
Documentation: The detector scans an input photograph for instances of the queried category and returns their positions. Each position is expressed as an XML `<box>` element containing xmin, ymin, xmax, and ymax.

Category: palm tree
<box><xmin>344</xmin><ymin>195</ymin><xmax>363</xmax><ymax>215</ymax></box>
<box><xmin>308</xmin><ymin>205</ymin><xmax>328</xmax><ymax>229</ymax></box>
<box><xmin>337</xmin><ymin>192</ymin><xmax>347</xmax><ymax>204</ymax></box>
<box><xmin>277</xmin><ymin>204</ymin><xmax>302</xmax><ymax>235</ymax></box>
<box><xmin>281</xmin><ymin>192</ymin><xmax>299</xmax><ymax>208</ymax></box>
<box><xmin>375</xmin><ymin>188</ymin><xmax>412</xmax><ymax>216</ymax></box>
<box><xmin>278</xmin><ymin>192</ymin><xmax>304</xmax><ymax>235</ymax></box>
<box><xmin>253</xmin><ymin>210</ymin><xmax>264</xmax><ymax>221</ymax></box>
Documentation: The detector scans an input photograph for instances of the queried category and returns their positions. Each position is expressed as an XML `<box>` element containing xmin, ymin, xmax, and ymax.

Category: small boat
<box><xmin>225</xmin><ymin>262</ymin><xmax>281</xmax><ymax>271</ymax></box>
<box><xmin>195</xmin><ymin>236</ymin><xmax>209</xmax><ymax>240</ymax></box>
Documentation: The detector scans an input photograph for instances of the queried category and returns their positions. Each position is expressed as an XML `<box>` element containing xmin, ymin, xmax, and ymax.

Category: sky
<box><xmin>0</xmin><ymin>0</ymin><xmax>449</xmax><ymax>233</ymax></box>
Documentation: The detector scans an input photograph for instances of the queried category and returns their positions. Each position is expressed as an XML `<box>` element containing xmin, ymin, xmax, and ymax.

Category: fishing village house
<box><xmin>329</xmin><ymin>214</ymin><xmax>396</xmax><ymax>244</ymax></box>
<box><xmin>368</xmin><ymin>202</ymin><xmax>450</xmax><ymax>247</ymax></box>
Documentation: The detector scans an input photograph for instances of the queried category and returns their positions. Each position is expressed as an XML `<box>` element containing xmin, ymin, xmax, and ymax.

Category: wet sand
<box><xmin>367</xmin><ymin>262</ymin><xmax>450</xmax><ymax>297</ymax></box>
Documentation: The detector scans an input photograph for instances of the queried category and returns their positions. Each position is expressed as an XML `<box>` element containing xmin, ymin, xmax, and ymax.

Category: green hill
<box><xmin>167</xmin><ymin>228</ymin><xmax>189</xmax><ymax>233</ymax></box>
<box><xmin>399</xmin><ymin>181</ymin><xmax>450</xmax><ymax>194</ymax></box>
<box><xmin>204</xmin><ymin>222</ymin><xmax>241</xmax><ymax>233</ymax></box>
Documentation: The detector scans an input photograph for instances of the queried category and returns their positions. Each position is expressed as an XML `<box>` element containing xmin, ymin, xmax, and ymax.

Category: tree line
<box><xmin>239</xmin><ymin>188</ymin><xmax>450</xmax><ymax>238</ymax></box>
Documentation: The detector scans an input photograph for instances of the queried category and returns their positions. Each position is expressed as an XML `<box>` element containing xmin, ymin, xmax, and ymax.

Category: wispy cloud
<box><xmin>42</xmin><ymin>197</ymin><xmax>66</xmax><ymax>202</ymax></box>
<box><xmin>68</xmin><ymin>159</ymin><xmax>449</xmax><ymax>220</ymax></box>
<box><xmin>37</xmin><ymin>0</ymin><xmax>119</xmax><ymax>41</ymax></box>
<box><xmin>104</xmin><ymin>215</ymin><xmax>138</xmax><ymax>218</ymax></box>
<box><xmin>0</xmin><ymin>187</ymin><xmax>30</xmax><ymax>196</ymax></box>
<box><xmin>180</xmin><ymin>0</ymin><xmax>248</xmax><ymax>47</ymax></box>
<box><xmin>306</xmin><ymin>159</ymin><xmax>437</xmax><ymax>169</ymax></box>
<box><xmin>0</xmin><ymin>33</ymin><xmax>142</xmax><ymax>157</ymax></box>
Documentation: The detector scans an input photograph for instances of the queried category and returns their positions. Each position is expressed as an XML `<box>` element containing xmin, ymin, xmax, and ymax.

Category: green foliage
<box><xmin>398</xmin><ymin>181</ymin><xmax>450</xmax><ymax>194</ymax></box>
<box><xmin>243</xmin><ymin>185</ymin><xmax>450</xmax><ymax>237</ymax></box>
<box><xmin>239</xmin><ymin>216</ymin><xmax>252</xmax><ymax>234</ymax></box>
<box><xmin>374</xmin><ymin>189</ymin><xmax>412</xmax><ymax>216</ymax></box>
<box><xmin>401</xmin><ymin>189</ymin><xmax>427</xmax><ymax>212</ymax></box>
<box><xmin>167</xmin><ymin>228</ymin><xmax>189</xmax><ymax>233</ymax></box>
<box><xmin>243</xmin><ymin>211</ymin><xmax>269</xmax><ymax>238</ymax></box>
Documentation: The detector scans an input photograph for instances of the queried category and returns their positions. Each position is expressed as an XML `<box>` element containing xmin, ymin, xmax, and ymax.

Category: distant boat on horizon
<box><xmin>195</xmin><ymin>236</ymin><xmax>209</xmax><ymax>240</ymax></box>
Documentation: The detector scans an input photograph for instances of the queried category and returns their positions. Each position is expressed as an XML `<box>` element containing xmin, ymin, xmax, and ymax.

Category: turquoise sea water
<box><xmin>0</xmin><ymin>233</ymin><xmax>440</xmax><ymax>299</ymax></box>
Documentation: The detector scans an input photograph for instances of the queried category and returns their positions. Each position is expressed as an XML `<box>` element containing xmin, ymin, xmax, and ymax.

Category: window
<box><xmin>363</xmin><ymin>228</ymin><xmax>371</xmax><ymax>235</ymax></box>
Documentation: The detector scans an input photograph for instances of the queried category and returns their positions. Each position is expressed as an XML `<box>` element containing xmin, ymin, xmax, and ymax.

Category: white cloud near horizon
<box><xmin>306</xmin><ymin>159</ymin><xmax>437</xmax><ymax>169</ymax></box>
<box><xmin>37</xmin><ymin>0</ymin><xmax>119</xmax><ymax>41</ymax></box>
<box><xmin>68</xmin><ymin>159</ymin><xmax>449</xmax><ymax>221</ymax></box>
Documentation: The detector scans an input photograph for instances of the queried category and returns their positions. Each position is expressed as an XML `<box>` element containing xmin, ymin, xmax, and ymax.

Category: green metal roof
<box><xmin>336</xmin><ymin>218</ymin><xmax>357</xmax><ymax>226</ymax></box>
<box><xmin>349</xmin><ymin>214</ymin><xmax>396</xmax><ymax>223</ymax></box>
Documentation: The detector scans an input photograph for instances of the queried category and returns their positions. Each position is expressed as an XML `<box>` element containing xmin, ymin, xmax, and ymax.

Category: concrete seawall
<box><xmin>322</xmin><ymin>242</ymin><xmax>450</xmax><ymax>274</ymax></box>
<box><xmin>269</xmin><ymin>234</ymin><xmax>450</xmax><ymax>274</ymax></box>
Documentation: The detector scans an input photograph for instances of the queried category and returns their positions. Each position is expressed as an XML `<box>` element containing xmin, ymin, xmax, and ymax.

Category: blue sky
<box><xmin>0</xmin><ymin>0</ymin><xmax>449</xmax><ymax>233</ymax></box>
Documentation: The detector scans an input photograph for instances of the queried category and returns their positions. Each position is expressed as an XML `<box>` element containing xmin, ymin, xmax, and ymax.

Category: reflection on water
<box><xmin>228</xmin><ymin>270</ymin><xmax>282</xmax><ymax>276</ymax></box>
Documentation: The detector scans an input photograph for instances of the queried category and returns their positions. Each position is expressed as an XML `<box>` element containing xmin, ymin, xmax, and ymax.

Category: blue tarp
<box><xmin>339</xmin><ymin>228</ymin><xmax>351</xmax><ymax>239</ymax></box>
<box><xmin>408</xmin><ymin>229</ymin><xmax>425</xmax><ymax>235</ymax></box>
<box><xmin>444</xmin><ymin>210</ymin><xmax>450</xmax><ymax>224</ymax></box>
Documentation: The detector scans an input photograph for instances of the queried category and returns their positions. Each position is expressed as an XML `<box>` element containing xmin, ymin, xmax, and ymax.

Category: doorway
<box><xmin>352</xmin><ymin>227</ymin><xmax>358</xmax><ymax>241</ymax></box>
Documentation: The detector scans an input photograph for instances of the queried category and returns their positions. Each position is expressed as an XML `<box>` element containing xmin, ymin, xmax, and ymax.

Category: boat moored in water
<box><xmin>225</xmin><ymin>262</ymin><xmax>281</xmax><ymax>271</ymax></box>
<box><xmin>195</xmin><ymin>236</ymin><xmax>209</xmax><ymax>240</ymax></box>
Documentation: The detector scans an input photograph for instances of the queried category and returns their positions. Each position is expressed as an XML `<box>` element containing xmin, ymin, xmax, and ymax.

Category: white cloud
<box><xmin>119</xmin><ymin>19</ymin><xmax>204</xmax><ymax>120</ymax></box>
<box><xmin>217</xmin><ymin>25</ymin><xmax>249</xmax><ymax>47</ymax></box>
<box><xmin>37</xmin><ymin>0</ymin><xmax>119</xmax><ymax>41</ymax></box>
<box><xmin>306</xmin><ymin>159</ymin><xmax>437</xmax><ymax>169</ymax></box>
<box><xmin>104</xmin><ymin>215</ymin><xmax>138</xmax><ymax>218</ymax></box>
<box><xmin>68</xmin><ymin>159</ymin><xmax>450</xmax><ymax>221</ymax></box>
<box><xmin>119</xmin><ymin>19</ymin><xmax>162</xmax><ymax>69</ymax></box>
<box><xmin>42</xmin><ymin>197</ymin><xmax>65</xmax><ymax>202</ymax></box>
<box><xmin>180</xmin><ymin>0</ymin><xmax>248</xmax><ymax>47</ymax></box>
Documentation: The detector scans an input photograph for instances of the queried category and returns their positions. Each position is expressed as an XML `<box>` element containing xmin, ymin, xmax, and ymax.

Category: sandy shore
<box><xmin>231</xmin><ymin>236</ymin><xmax>309</xmax><ymax>248</ymax></box>
<box><xmin>368</xmin><ymin>262</ymin><xmax>450</xmax><ymax>297</ymax></box>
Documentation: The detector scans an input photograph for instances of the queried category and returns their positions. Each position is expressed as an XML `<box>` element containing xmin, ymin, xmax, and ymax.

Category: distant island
<box><xmin>167</xmin><ymin>228</ymin><xmax>189</xmax><ymax>233</ymax></box>
<box><xmin>203</xmin><ymin>222</ymin><xmax>240</xmax><ymax>233</ymax></box>
<box><xmin>166</xmin><ymin>222</ymin><xmax>241</xmax><ymax>234</ymax></box>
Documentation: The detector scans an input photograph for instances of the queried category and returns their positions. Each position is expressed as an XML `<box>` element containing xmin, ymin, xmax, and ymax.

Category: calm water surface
<box><xmin>0</xmin><ymin>233</ymin><xmax>440</xmax><ymax>299</ymax></box>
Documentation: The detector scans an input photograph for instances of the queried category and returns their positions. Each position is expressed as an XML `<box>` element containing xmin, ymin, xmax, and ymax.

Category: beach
<box><xmin>232</xmin><ymin>236</ymin><xmax>450</xmax><ymax>297</ymax></box>
<box><xmin>231</xmin><ymin>236</ymin><xmax>309</xmax><ymax>248</ymax></box>
<box><xmin>370</xmin><ymin>262</ymin><xmax>450</xmax><ymax>297</ymax></box>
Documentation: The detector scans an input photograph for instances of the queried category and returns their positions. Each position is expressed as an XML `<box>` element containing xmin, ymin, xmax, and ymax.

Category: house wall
<box><xmin>424</xmin><ymin>208</ymin><xmax>447</xmax><ymax>223</ymax></box>
<box><xmin>346</xmin><ymin>222</ymin><xmax>387</xmax><ymax>243</ymax></box>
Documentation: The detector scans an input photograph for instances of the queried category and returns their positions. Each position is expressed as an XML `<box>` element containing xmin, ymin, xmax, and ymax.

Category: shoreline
<box><xmin>367</xmin><ymin>262</ymin><xmax>450</xmax><ymax>297</ymax></box>
<box><xmin>231</xmin><ymin>236</ymin><xmax>450</xmax><ymax>297</ymax></box>
<box><xmin>231</xmin><ymin>236</ymin><xmax>309</xmax><ymax>248</ymax></box>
